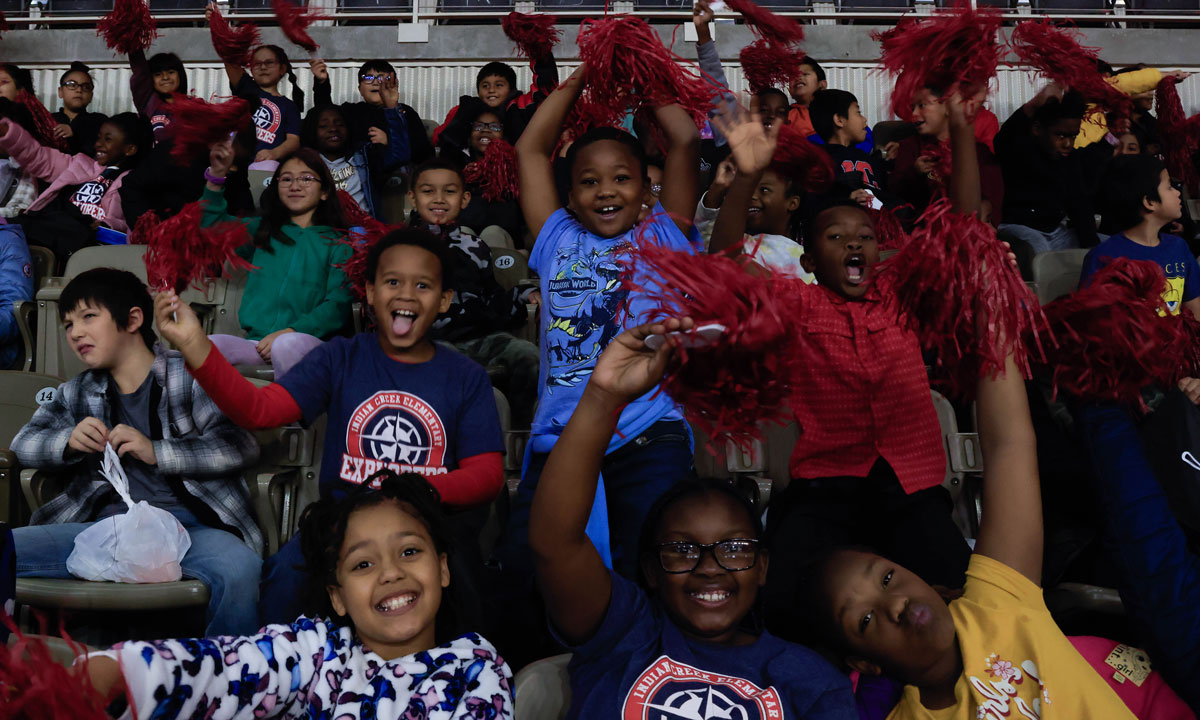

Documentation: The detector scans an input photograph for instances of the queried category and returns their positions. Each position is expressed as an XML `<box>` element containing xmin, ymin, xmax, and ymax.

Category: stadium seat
<box><xmin>45</xmin><ymin>0</ymin><xmax>108</xmax><ymax>13</ymax></box>
<box><xmin>514</xmin><ymin>653</ymin><xmax>572</xmax><ymax>720</ymax></box>
<box><xmin>872</xmin><ymin>120</ymin><xmax>916</xmax><ymax>150</ymax></box>
<box><xmin>930</xmin><ymin>389</ymin><xmax>982</xmax><ymax>540</ymax></box>
<box><xmin>0</xmin><ymin>371</ymin><xmax>64</xmax><ymax>525</ymax></box>
<box><xmin>34</xmin><ymin>245</ymin><xmax>229</xmax><ymax>379</ymax></box>
<box><xmin>147</xmin><ymin>0</ymin><xmax>207</xmax><ymax>11</ymax></box>
<box><xmin>342</xmin><ymin>0</ymin><xmax>414</xmax><ymax>10</ymax></box>
<box><xmin>481</xmin><ymin>225</ymin><xmax>515</xmax><ymax>250</ymax></box>
<box><xmin>1031</xmin><ymin>248</ymin><xmax>1089</xmax><ymax>305</ymax></box>
<box><xmin>997</xmin><ymin>227</ymin><xmax>1037</xmax><ymax>282</ymax></box>
<box><xmin>491</xmin><ymin>247</ymin><xmax>531</xmax><ymax>292</ymax></box>
<box><xmin>839</xmin><ymin>0</ymin><xmax>911</xmax><ymax>9</ymax></box>
<box><xmin>12</xmin><ymin>246</ymin><xmax>55</xmax><ymax>372</ymax></box>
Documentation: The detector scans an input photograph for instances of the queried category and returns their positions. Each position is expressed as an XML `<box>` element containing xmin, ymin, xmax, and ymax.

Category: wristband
<box><xmin>204</xmin><ymin>167</ymin><xmax>227</xmax><ymax>185</ymax></box>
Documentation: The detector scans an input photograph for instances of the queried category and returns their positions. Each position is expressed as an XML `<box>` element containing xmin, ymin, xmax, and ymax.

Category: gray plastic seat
<box><xmin>1031</xmin><ymin>249</ymin><xmax>1090</xmax><ymax>305</ymax></box>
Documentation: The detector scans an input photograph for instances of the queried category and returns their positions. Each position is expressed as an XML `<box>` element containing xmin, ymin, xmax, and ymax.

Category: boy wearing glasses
<box><xmin>52</xmin><ymin>62</ymin><xmax>107</xmax><ymax>159</ymax></box>
<box><xmin>310</xmin><ymin>58</ymin><xmax>434</xmax><ymax>167</ymax></box>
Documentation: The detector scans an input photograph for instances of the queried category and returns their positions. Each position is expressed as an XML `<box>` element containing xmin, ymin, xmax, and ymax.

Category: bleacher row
<box><xmin>4</xmin><ymin>0</ymin><xmax>1199</xmax><ymax>17</ymax></box>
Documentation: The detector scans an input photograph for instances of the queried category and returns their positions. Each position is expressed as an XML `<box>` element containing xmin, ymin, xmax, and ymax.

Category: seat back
<box><xmin>0</xmin><ymin>372</ymin><xmax>63</xmax><ymax>448</ymax></box>
<box><xmin>248</xmin><ymin>169</ymin><xmax>275</xmax><ymax>209</ymax></box>
<box><xmin>480</xmin><ymin>225</ymin><xmax>515</xmax><ymax>250</ymax></box>
<box><xmin>514</xmin><ymin>653</ymin><xmax>572</xmax><ymax>720</ymax></box>
<box><xmin>491</xmin><ymin>248</ymin><xmax>531</xmax><ymax>292</ymax></box>
<box><xmin>872</xmin><ymin>120</ymin><xmax>916</xmax><ymax>149</ymax></box>
<box><xmin>35</xmin><ymin>245</ymin><xmax>228</xmax><ymax>377</ymax></box>
<box><xmin>929</xmin><ymin>390</ymin><xmax>982</xmax><ymax>540</ymax></box>
<box><xmin>1031</xmin><ymin>249</ymin><xmax>1090</xmax><ymax>305</ymax></box>
<box><xmin>27</xmin><ymin>246</ymin><xmax>55</xmax><ymax>290</ymax></box>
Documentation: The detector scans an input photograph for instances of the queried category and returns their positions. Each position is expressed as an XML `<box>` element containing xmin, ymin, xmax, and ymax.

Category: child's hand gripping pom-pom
<box><xmin>502</xmin><ymin>11</ymin><xmax>561</xmax><ymax>61</ymax></box>
<box><xmin>209</xmin><ymin>4</ymin><xmax>262</xmax><ymax>67</ymax></box>
<box><xmin>575</xmin><ymin>16</ymin><xmax>717</xmax><ymax>133</ymax></box>
<box><xmin>621</xmin><ymin>240</ymin><xmax>805</xmax><ymax>445</ymax></box>
<box><xmin>1155</xmin><ymin>76</ymin><xmax>1199</xmax><ymax>194</ymax></box>
<box><xmin>0</xmin><ymin>620</ymin><xmax>118</xmax><ymax>719</ymax></box>
<box><xmin>167</xmin><ymin>94</ymin><xmax>253</xmax><ymax>167</ymax></box>
<box><xmin>1006</xmin><ymin>20</ymin><xmax>1130</xmax><ymax>119</ymax></box>
<box><xmin>1036</xmin><ymin>257</ymin><xmax>1199</xmax><ymax>409</ymax></box>
<box><xmin>271</xmin><ymin>0</ymin><xmax>327</xmax><ymax>54</ymax></box>
<box><xmin>333</xmin><ymin>192</ymin><xmax>394</xmax><ymax>302</ymax></box>
<box><xmin>884</xmin><ymin>198</ymin><xmax>1044</xmax><ymax>397</ymax></box>
<box><xmin>96</xmin><ymin>0</ymin><xmax>158</xmax><ymax>56</ymax></box>
<box><xmin>872</xmin><ymin>0</ymin><xmax>1004</xmax><ymax>121</ymax></box>
<box><xmin>464</xmin><ymin>138</ymin><xmax>519</xmax><ymax>202</ymax></box>
<box><xmin>133</xmin><ymin>202</ymin><xmax>255</xmax><ymax>293</ymax></box>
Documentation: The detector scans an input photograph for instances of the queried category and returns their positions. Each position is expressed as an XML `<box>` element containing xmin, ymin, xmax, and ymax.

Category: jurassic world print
<box><xmin>544</xmin><ymin>238</ymin><xmax>630</xmax><ymax>392</ymax></box>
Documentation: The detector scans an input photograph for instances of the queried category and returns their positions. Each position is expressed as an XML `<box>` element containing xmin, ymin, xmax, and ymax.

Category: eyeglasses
<box><xmin>472</xmin><ymin>122</ymin><xmax>503</xmax><ymax>134</ymax></box>
<box><xmin>252</xmin><ymin>59</ymin><xmax>279</xmax><ymax>69</ymax></box>
<box><xmin>359</xmin><ymin>74</ymin><xmax>391</xmax><ymax>84</ymax></box>
<box><xmin>60</xmin><ymin>80</ymin><xmax>94</xmax><ymax>92</ymax></box>
<box><xmin>656</xmin><ymin>538</ymin><xmax>760</xmax><ymax>574</ymax></box>
<box><xmin>650</xmin><ymin>183</ymin><xmax>663</xmax><ymax>196</ymax></box>
<box><xmin>278</xmin><ymin>174</ymin><xmax>320</xmax><ymax>187</ymax></box>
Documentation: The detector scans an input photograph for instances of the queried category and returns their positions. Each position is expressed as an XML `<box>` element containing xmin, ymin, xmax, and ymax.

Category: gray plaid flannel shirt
<box><xmin>11</xmin><ymin>346</ymin><xmax>263</xmax><ymax>555</ymax></box>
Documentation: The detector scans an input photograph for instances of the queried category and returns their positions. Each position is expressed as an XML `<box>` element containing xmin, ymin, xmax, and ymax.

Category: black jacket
<box><xmin>313</xmin><ymin>78</ymin><xmax>433</xmax><ymax>165</ymax></box>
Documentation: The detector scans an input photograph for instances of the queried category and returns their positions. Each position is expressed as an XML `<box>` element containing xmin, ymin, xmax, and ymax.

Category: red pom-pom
<box><xmin>873</xmin><ymin>1</ymin><xmax>1003</xmax><ymax>120</ymax></box>
<box><xmin>739</xmin><ymin>39</ymin><xmax>806</xmax><ymax>95</ymax></box>
<box><xmin>1156</xmin><ymin>76</ymin><xmax>1200</xmax><ymax>194</ymax></box>
<box><xmin>96</xmin><ymin>0</ymin><xmax>158</xmax><ymax>56</ymax></box>
<box><xmin>1007</xmin><ymin>20</ymin><xmax>1130</xmax><ymax>118</ymax></box>
<box><xmin>0</xmin><ymin>619</ymin><xmax>117</xmax><ymax>718</ymax></box>
<box><xmin>209</xmin><ymin>5</ymin><xmax>261</xmax><ymax>67</ymax></box>
<box><xmin>575</xmin><ymin>15</ymin><xmax>717</xmax><ymax>133</ymax></box>
<box><xmin>463</xmin><ymin>138</ymin><xmax>519</xmax><ymax>202</ymax></box>
<box><xmin>334</xmin><ymin>208</ymin><xmax>398</xmax><ymax>301</ymax></box>
<box><xmin>16</xmin><ymin>90</ymin><xmax>68</xmax><ymax>151</ymax></box>
<box><xmin>1037</xmin><ymin>257</ymin><xmax>1194</xmax><ymax>408</ymax></box>
<box><xmin>884</xmin><ymin>199</ymin><xmax>1044</xmax><ymax>396</ymax></box>
<box><xmin>873</xmin><ymin>206</ymin><xmax>910</xmax><ymax>251</ymax></box>
<box><xmin>337</xmin><ymin>189</ymin><xmax>383</xmax><ymax>233</ymax></box>
<box><xmin>724</xmin><ymin>0</ymin><xmax>804</xmax><ymax>45</ymax></box>
<box><xmin>621</xmin><ymin>238</ymin><xmax>804</xmax><ymax>445</ymax></box>
<box><xmin>133</xmin><ymin>203</ymin><xmax>254</xmax><ymax>293</ymax></box>
<box><xmin>502</xmin><ymin>12</ymin><xmax>560</xmax><ymax>61</ymax></box>
<box><xmin>771</xmin><ymin>123</ymin><xmax>834</xmax><ymax>194</ymax></box>
<box><xmin>271</xmin><ymin>0</ymin><xmax>327</xmax><ymax>53</ymax></box>
<box><xmin>167</xmin><ymin>94</ymin><xmax>253</xmax><ymax>167</ymax></box>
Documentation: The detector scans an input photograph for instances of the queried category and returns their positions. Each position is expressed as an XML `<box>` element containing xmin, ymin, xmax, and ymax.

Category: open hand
<box><xmin>381</xmin><ymin>73</ymin><xmax>400</xmax><ymax>108</ymax></box>
<box><xmin>68</xmin><ymin>417</ymin><xmax>109</xmax><ymax>455</ymax></box>
<box><xmin>588</xmin><ymin>317</ymin><xmax>695</xmax><ymax>404</ymax></box>
<box><xmin>110</xmin><ymin>424</ymin><xmax>156</xmax><ymax>465</ymax></box>
<box><xmin>711</xmin><ymin>96</ymin><xmax>779</xmax><ymax>176</ymax></box>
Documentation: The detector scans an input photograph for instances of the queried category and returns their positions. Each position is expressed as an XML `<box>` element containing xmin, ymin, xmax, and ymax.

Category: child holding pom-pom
<box><xmin>706</xmin><ymin>94</ymin><xmax>994</xmax><ymax>644</ymax></box>
<box><xmin>499</xmin><ymin>63</ymin><xmax>702</xmax><ymax>587</ymax></box>
<box><xmin>127</xmin><ymin>50</ymin><xmax>187</xmax><ymax>145</ymax></box>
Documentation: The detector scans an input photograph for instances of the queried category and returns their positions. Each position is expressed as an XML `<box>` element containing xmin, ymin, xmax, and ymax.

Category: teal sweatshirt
<box><xmin>201</xmin><ymin>187</ymin><xmax>353</xmax><ymax>340</ymax></box>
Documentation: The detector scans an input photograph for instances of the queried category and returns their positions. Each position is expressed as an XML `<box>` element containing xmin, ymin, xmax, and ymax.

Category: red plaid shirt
<box><xmin>789</xmin><ymin>279</ymin><xmax>946</xmax><ymax>494</ymax></box>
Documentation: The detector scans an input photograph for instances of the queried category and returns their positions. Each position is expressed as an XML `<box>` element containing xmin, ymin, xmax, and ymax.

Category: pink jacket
<box><xmin>0</xmin><ymin>120</ymin><xmax>130</xmax><ymax>232</ymax></box>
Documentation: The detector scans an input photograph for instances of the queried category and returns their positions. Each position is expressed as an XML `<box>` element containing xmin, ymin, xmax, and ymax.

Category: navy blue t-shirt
<box><xmin>278</xmin><ymin>334</ymin><xmax>503</xmax><ymax>490</ymax></box>
<box><xmin>1079</xmin><ymin>232</ymin><xmax>1200</xmax><ymax>315</ymax></box>
<box><xmin>235</xmin><ymin>75</ymin><xmax>301</xmax><ymax>154</ymax></box>
<box><xmin>563</xmin><ymin>571</ymin><xmax>856</xmax><ymax>720</ymax></box>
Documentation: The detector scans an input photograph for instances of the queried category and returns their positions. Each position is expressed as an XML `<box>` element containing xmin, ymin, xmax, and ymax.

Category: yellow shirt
<box><xmin>887</xmin><ymin>555</ymin><xmax>1136</xmax><ymax>720</ymax></box>
<box><xmin>1075</xmin><ymin>67</ymin><xmax>1163</xmax><ymax>148</ymax></box>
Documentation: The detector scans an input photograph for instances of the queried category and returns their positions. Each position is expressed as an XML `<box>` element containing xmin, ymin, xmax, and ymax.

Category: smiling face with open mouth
<box><xmin>409</xmin><ymin>168</ymin><xmax>470</xmax><ymax>227</ymax></box>
<box><xmin>643</xmin><ymin>491</ymin><xmax>767</xmax><ymax>645</ymax></box>
<box><xmin>327</xmin><ymin>500</ymin><xmax>450</xmax><ymax>661</ymax></box>
<box><xmin>801</xmin><ymin>204</ymin><xmax>880</xmax><ymax>300</ymax></box>
<box><xmin>747</xmin><ymin>168</ymin><xmax>802</xmax><ymax>236</ymax></box>
<box><xmin>568</xmin><ymin>139</ymin><xmax>650</xmax><ymax>239</ymax></box>
<box><xmin>365</xmin><ymin>244</ymin><xmax>453</xmax><ymax>362</ymax></box>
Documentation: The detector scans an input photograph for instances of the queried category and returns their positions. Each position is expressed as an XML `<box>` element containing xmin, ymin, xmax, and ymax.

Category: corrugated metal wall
<box><xmin>27</xmin><ymin>61</ymin><xmax>1199</xmax><ymax>127</ymax></box>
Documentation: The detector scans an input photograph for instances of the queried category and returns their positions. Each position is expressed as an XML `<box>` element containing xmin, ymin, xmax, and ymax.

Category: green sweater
<box><xmin>201</xmin><ymin>187</ymin><xmax>353</xmax><ymax>340</ymax></box>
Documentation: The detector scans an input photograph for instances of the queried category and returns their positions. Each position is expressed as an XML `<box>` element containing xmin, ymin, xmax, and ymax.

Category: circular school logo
<box><xmin>622</xmin><ymin>656</ymin><xmax>784</xmax><ymax>720</ymax></box>
<box><xmin>73</xmin><ymin>182</ymin><xmax>105</xmax><ymax>206</ymax></box>
<box><xmin>253</xmin><ymin>102</ymin><xmax>281</xmax><ymax>132</ymax></box>
<box><xmin>341</xmin><ymin>392</ymin><xmax>448</xmax><ymax>485</ymax></box>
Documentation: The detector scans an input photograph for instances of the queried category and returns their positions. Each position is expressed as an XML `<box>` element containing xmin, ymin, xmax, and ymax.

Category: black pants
<box><xmin>762</xmin><ymin>458</ymin><xmax>971</xmax><ymax>643</ymax></box>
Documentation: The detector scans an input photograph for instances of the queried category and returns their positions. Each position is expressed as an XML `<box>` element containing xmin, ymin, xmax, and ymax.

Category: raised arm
<box><xmin>530</xmin><ymin>317</ymin><xmax>693</xmax><ymax>644</ymax></box>
<box><xmin>973</xmin><ymin>354</ymin><xmax>1042</xmax><ymax>584</ymax></box>
<box><xmin>515</xmin><ymin>64</ymin><xmax>585</xmax><ymax>239</ymax></box>
<box><xmin>947</xmin><ymin>91</ymin><xmax>981</xmax><ymax>217</ymax></box>
<box><xmin>654</xmin><ymin>104</ymin><xmax>701</xmax><ymax>235</ymax></box>
<box><xmin>205</xmin><ymin>3</ymin><xmax>247</xmax><ymax>89</ymax></box>
<box><xmin>708</xmin><ymin>101</ymin><xmax>779</xmax><ymax>253</ymax></box>
<box><xmin>693</xmin><ymin>0</ymin><xmax>735</xmax><ymax>147</ymax></box>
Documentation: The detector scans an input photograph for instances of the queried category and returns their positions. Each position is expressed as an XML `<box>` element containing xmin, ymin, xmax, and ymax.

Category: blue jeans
<box><xmin>259</xmin><ymin>533</ymin><xmax>306</xmax><ymax>626</ymax></box>
<box><xmin>496</xmin><ymin>419</ymin><xmax>694</xmax><ymax>584</ymax></box>
<box><xmin>13</xmin><ymin>507</ymin><xmax>262</xmax><ymax>636</ymax></box>
<box><xmin>997</xmin><ymin>222</ymin><xmax>1081</xmax><ymax>254</ymax></box>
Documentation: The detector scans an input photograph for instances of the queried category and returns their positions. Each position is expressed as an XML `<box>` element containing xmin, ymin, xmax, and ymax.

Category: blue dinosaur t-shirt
<box><xmin>1079</xmin><ymin>232</ymin><xmax>1200</xmax><ymax>315</ymax></box>
<box><xmin>278</xmin><ymin>334</ymin><xmax>503</xmax><ymax>491</ymax></box>
<box><xmin>562</xmin><ymin>571</ymin><xmax>857</xmax><ymax>720</ymax></box>
<box><xmin>530</xmin><ymin>205</ymin><xmax>701</xmax><ymax>453</ymax></box>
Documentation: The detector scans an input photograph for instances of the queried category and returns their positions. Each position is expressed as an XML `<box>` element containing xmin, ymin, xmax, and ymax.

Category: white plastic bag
<box><xmin>65</xmin><ymin>443</ymin><xmax>192</xmax><ymax>583</ymax></box>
